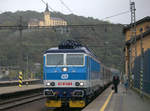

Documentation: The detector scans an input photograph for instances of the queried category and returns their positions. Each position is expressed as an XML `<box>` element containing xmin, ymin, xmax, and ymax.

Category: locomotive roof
<box><xmin>45</xmin><ymin>47</ymin><xmax>97</xmax><ymax>58</ymax></box>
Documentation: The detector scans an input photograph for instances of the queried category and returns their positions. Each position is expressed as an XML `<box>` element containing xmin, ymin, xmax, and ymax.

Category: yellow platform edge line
<box><xmin>99</xmin><ymin>91</ymin><xmax>113</xmax><ymax>111</ymax></box>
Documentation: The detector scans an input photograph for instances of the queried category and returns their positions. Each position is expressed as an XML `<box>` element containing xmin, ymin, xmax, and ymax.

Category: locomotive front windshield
<box><xmin>46</xmin><ymin>54</ymin><xmax>64</xmax><ymax>65</ymax></box>
<box><xmin>46</xmin><ymin>53</ymin><xmax>84</xmax><ymax>66</ymax></box>
<box><xmin>66</xmin><ymin>54</ymin><xmax>84</xmax><ymax>65</ymax></box>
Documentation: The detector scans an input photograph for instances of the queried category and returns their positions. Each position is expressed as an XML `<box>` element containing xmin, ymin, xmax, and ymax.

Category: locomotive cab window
<box><xmin>66</xmin><ymin>54</ymin><xmax>84</xmax><ymax>66</ymax></box>
<box><xmin>46</xmin><ymin>54</ymin><xmax>64</xmax><ymax>65</ymax></box>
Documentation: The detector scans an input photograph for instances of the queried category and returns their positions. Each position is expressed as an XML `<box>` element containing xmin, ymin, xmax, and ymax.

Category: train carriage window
<box><xmin>46</xmin><ymin>54</ymin><xmax>64</xmax><ymax>65</ymax></box>
<box><xmin>66</xmin><ymin>54</ymin><xmax>84</xmax><ymax>65</ymax></box>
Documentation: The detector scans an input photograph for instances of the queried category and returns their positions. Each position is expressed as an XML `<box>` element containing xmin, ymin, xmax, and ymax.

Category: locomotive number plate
<box><xmin>58</xmin><ymin>82</ymin><xmax>72</xmax><ymax>86</ymax></box>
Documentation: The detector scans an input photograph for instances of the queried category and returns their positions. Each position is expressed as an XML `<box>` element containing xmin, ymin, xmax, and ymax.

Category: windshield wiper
<box><xmin>54</xmin><ymin>60</ymin><xmax>63</xmax><ymax>72</ymax></box>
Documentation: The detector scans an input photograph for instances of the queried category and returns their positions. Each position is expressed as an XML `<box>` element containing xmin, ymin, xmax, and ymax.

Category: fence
<box><xmin>132</xmin><ymin>49</ymin><xmax>150</xmax><ymax>96</ymax></box>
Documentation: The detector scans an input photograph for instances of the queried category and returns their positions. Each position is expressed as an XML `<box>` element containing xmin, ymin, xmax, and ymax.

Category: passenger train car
<box><xmin>43</xmin><ymin>40</ymin><xmax>112</xmax><ymax>108</ymax></box>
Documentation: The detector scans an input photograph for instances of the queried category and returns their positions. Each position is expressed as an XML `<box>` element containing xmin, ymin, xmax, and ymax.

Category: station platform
<box><xmin>0</xmin><ymin>79</ymin><xmax>40</xmax><ymax>84</ymax></box>
<box><xmin>0</xmin><ymin>79</ymin><xmax>41</xmax><ymax>87</ymax></box>
<box><xmin>0</xmin><ymin>84</ymin><xmax>43</xmax><ymax>95</ymax></box>
<box><xmin>82</xmin><ymin>85</ymin><xmax>150</xmax><ymax>111</ymax></box>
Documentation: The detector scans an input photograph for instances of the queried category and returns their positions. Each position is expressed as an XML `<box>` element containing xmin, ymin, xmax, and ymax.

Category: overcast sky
<box><xmin>0</xmin><ymin>0</ymin><xmax>150</xmax><ymax>24</ymax></box>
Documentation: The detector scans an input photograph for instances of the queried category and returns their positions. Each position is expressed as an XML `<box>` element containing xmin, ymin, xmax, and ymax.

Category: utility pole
<box><xmin>18</xmin><ymin>16</ymin><xmax>24</xmax><ymax>79</ymax></box>
<box><xmin>26</xmin><ymin>55</ymin><xmax>29</xmax><ymax>80</ymax></box>
<box><xmin>103</xmin><ymin>42</ymin><xmax>109</xmax><ymax>64</ymax></box>
<box><xmin>129</xmin><ymin>0</ymin><xmax>136</xmax><ymax>88</ymax></box>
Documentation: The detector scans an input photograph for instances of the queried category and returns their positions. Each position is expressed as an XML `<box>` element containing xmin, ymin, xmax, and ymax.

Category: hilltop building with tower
<box><xmin>28</xmin><ymin>4</ymin><xmax>67</xmax><ymax>27</ymax></box>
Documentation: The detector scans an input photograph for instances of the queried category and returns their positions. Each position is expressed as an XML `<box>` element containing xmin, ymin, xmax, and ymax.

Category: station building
<box><xmin>123</xmin><ymin>16</ymin><xmax>150</xmax><ymax>95</ymax></box>
<box><xmin>28</xmin><ymin>4</ymin><xmax>67</xmax><ymax>27</ymax></box>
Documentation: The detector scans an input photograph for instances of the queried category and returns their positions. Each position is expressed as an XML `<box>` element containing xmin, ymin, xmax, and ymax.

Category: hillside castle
<box><xmin>28</xmin><ymin>4</ymin><xmax>67</xmax><ymax>27</ymax></box>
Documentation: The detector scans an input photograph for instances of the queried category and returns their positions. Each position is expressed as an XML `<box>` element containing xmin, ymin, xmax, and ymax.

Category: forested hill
<box><xmin>0</xmin><ymin>11</ymin><xmax>108</xmax><ymax>25</ymax></box>
<box><xmin>0</xmin><ymin>11</ymin><xmax>124</xmax><ymax>72</ymax></box>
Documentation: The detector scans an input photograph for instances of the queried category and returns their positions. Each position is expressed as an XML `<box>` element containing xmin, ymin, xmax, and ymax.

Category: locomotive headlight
<box><xmin>80</xmin><ymin>82</ymin><xmax>84</xmax><ymax>86</ymax></box>
<box><xmin>62</xmin><ymin>67</ymin><xmax>68</xmax><ymax>72</ymax></box>
<box><xmin>46</xmin><ymin>82</ymin><xmax>50</xmax><ymax>86</ymax></box>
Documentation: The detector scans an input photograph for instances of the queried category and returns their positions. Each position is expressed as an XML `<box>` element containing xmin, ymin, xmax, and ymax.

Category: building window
<box><xmin>145</xmin><ymin>26</ymin><xmax>150</xmax><ymax>31</ymax></box>
<box><xmin>139</xmin><ymin>28</ymin><xmax>143</xmax><ymax>32</ymax></box>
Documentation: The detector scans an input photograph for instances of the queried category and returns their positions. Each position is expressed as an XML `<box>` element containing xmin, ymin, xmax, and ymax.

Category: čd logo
<box><xmin>61</xmin><ymin>74</ymin><xmax>69</xmax><ymax>79</ymax></box>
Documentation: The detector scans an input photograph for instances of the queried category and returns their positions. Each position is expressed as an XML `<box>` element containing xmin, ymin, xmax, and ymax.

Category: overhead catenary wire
<box><xmin>58</xmin><ymin>0</ymin><xmax>73</xmax><ymax>14</ymax></box>
<box><xmin>40</xmin><ymin>0</ymin><xmax>71</xmax><ymax>24</ymax></box>
<box><xmin>0</xmin><ymin>3</ymin><xmax>126</xmax><ymax>79</ymax></box>
<box><xmin>101</xmin><ymin>11</ymin><xmax>130</xmax><ymax>20</ymax></box>
<box><xmin>41</xmin><ymin>0</ymin><xmax>55</xmax><ymax>11</ymax></box>
<box><xmin>0</xmin><ymin>4</ymin><xmax>128</xmax><ymax>32</ymax></box>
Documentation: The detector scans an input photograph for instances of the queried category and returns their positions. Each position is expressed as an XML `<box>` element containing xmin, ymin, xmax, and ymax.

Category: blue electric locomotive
<box><xmin>43</xmin><ymin>40</ymin><xmax>112</xmax><ymax>108</ymax></box>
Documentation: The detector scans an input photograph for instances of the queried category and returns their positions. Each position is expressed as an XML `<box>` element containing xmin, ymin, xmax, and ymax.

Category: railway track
<box><xmin>1</xmin><ymin>84</ymin><xmax>111</xmax><ymax>111</ymax></box>
<box><xmin>0</xmin><ymin>92</ymin><xmax>45</xmax><ymax>110</ymax></box>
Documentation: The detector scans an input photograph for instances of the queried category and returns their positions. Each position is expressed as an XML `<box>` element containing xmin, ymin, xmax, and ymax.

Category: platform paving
<box><xmin>0</xmin><ymin>79</ymin><xmax>40</xmax><ymax>84</ymax></box>
<box><xmin>0</xmin><ymin>84</ymin><xmax>44</xmax><ymax>95</ymax></box>
<box><xmin>82</xmin><ymin>85</ymin><xmax>150</xmax><ymax>111</ymax></box>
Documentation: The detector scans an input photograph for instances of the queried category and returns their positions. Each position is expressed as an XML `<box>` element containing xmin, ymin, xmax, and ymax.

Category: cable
<box><xmin>101</xmin><ymin>11</ymin><xmax>130</xmax><ymax>20</ymax></box>
<box><xmin>40</xmin><ymin>0</ymin><xmax>69</xmax><ymax>22</ymax></box>
<box><xmin>58</xmin><ymin>0</ymin><xmax>73</xmax><ymax>13</ymax></box>
<box><xmin>41</xmin><ymin>0</ymin><xmax>55</xmax><ymax>11</ymax></box>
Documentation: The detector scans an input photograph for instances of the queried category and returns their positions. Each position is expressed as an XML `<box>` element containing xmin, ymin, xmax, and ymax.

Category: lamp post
<box><xmin>103</xmin><ymin>42</ymin><xmax>109</xmax><ymax>64</ymax></box>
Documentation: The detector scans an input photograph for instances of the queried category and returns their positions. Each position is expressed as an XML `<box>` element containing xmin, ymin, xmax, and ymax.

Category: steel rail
<box><xmin>0</xmin><ymin>93</ymin><xmax>45</xmax><ymax>110</ymax></box>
